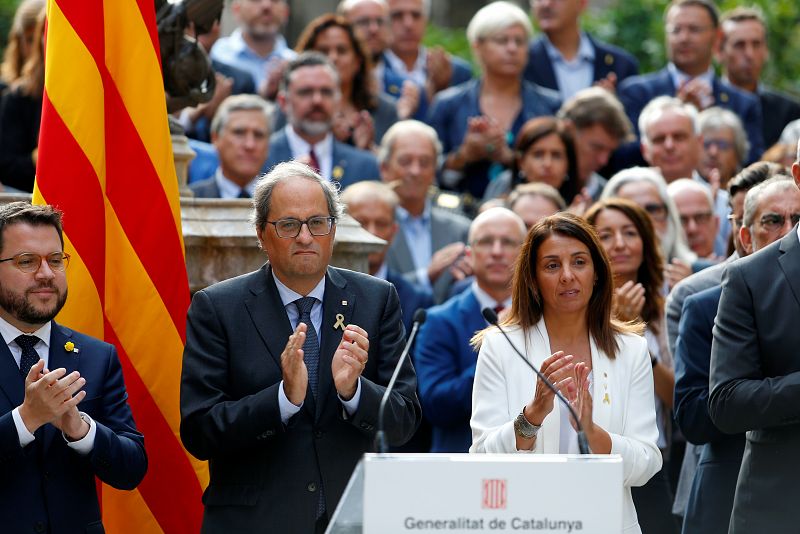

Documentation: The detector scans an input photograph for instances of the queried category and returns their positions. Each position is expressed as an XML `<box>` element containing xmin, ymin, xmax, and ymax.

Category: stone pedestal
<box><xmin>172</xmin><ymin>132</ymin><xmax>195</xmax><ymax>198</ymax></box>
<box><xmin>181</xmin><ymin>197</ymin><xmax>385</xmax><ymax>292</ymax></box>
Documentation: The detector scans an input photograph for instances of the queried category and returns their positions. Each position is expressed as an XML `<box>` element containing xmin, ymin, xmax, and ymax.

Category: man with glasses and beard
<box><xmin>0</xmin><ymin>202</ymin><xmax>146</xmax><ymax>533</ymax></box>
<box><xmin>265</xmin><ymin>52</ymin><xmax>380</xmax><ymax>189</ymax></box>
<box><xmin>180</xmin><ymin>161</ymin><xmax>420</xmax><ymax>533</ymax></box>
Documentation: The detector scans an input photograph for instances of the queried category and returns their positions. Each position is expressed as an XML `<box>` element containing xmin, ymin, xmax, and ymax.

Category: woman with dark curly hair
<box><xmin>290</xmin><ymin>13</ymin><xmax>398</xmax><ymax>151</ymax></box>
<box><xmin>585</xmin><ymin>198</ymin><xmax>678</xmax><ymax>534</ymax></box>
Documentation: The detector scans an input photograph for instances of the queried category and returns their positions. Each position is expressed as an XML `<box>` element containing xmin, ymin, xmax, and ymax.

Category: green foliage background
<box><xmin>0</xmin><ymin>0</ymin><xmax>19</xmax><ymax>59</ymax></box>
<box><xmin>424</xmin><ymin>0</ymin><xmax>800</xmax><ymax>96</ymax></box>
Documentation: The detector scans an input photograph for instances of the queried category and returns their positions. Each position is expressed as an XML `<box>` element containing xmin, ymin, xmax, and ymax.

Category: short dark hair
<box><xmin>727</xmin><ymin>161</ymin><xmax>785</xmax><ymax>201</ymax></box>
<box><xmin>666</xmin><ymin>0</ymin><xmax>720</xmax><ymax>28</ymax></box>
<box><xmin>557</xmin><ymin>87</ymin><xmax>634</xmax><ymax>143</ymax></box>
<box><xmin>279</xmin><ymin>51</ymin><xmax>339</xmax><ymax>95</ymax></box>
<box><xmin>511</xmin><ymin>116</ymin><xmax>579</xmax><ymax>203</ymax></box>
<box><xmin>0</xmin><ymin>201</ymin><xmax>64</xmax><ymax>253</ymax></box>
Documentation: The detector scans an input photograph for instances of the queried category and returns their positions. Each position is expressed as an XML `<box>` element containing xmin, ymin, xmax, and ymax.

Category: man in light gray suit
<box><xmin>708</xmin><ymin>142</ymin><xmax>800</xmax><ymax>532</ymax></box>
<box><xmin>378</xmin><ymin>120</ymin><xmax>471</xmax><ymax>304</ymax></box>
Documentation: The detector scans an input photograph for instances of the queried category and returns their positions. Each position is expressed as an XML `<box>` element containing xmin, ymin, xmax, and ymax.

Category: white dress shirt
<box><xmin>214</xmin><ymin>169</ymin><xmax>257</xmax><ymax>199</ymax></box>
<box><xmin>0</xmin><ymin>316</ymin><xmax>96</xmax><ymax>453</ymax></box>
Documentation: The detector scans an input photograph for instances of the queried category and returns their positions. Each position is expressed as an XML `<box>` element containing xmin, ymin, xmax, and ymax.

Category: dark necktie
<box><xmin>294</xmin><ymin>297</ymin><xmax>319</xmax><ymax>398</ymax></box>
<box><xmin>237</xmin><ymin>188</ymin><xmax>250</xmax><ymax>199</ymax></box>
<box><xmin>16</xmin><ymin>335</ymin><xmax>40</xmax><ymax>377</ymax></box>
<box><xmin>293</xmin><ymin>296</ymin><xmax>325</xmax><ymax>518</ymax></box>
<box><xmin>308</xmin><ymin>148</ymin><xmax>321</xmax><ymax>175</ymax></box>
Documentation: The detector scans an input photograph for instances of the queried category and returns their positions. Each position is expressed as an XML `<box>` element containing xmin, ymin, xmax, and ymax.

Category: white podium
<box><xmin>327</xmin><ymin>453</ymin><xmax>623</xmax><ymax>534</ymax></box>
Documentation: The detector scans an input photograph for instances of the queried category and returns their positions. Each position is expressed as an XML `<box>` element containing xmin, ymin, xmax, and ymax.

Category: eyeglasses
<box><xmin>0</xmin><ymin>252</ymin><xmax>71</xmax><ymax>273</ymax></box>
<box><xmin>485</xmin><ymin>34</ymin><xmax>527</xmax><ymax>48</ymax></box>
<box><xmin>642</xmin><ymin>203</ymin><xmax>668</xmax><ymax>222</ymax></box>
<box><xmin>679</xmin><ymin>212</ymin><xmax>714</xmax><ymax>226</ymax></box>
<box><xmin>665</xmin><ymin>24</ymin><xmax>712</xmax><ymax>36</ymax></box>
<box><xmin>266</xmin><ymin>216</ymin><xmax>336</xmax><ymax>238</ymax></box>
<box><xmin>703</xmin><ymin>139</ymin><xmax>735</xmax><ymax>151</ymax></box>
<box><xmin>352</xmin><ymin>16</ymin><xmax>387</xmax><ymax>29</ymax></box>
<box><xmin>471</xmin><ymin>237</ymin><xmax>522</xmax><ymax>252</ymax></box>
<box><xmin>759</xmin><ymin>212</ymin><xmax>800</xmax><ymax>232</ymax></box>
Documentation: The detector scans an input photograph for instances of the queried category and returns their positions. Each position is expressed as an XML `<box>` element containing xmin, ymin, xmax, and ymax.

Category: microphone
<box><xmin>481</xmin><ymin>308</ymin><xmax>591</xmax><ymax>455</ymax></box>
<box><xmin>375</xmin><ymin>308</ymin><xmax>427</xmax><ymax>453</ymax></box>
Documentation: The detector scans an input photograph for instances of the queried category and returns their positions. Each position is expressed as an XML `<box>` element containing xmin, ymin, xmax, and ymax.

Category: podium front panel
<box><xmin>361</xmin><ymin>453</ymin><xmax>623</xmax><ymax>534</ymax></box>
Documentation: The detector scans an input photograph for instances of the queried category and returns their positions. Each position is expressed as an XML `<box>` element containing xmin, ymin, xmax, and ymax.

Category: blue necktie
<box><xmin>16</xmin><ymin>335</ymin><xmax>40</xmax><ymax>377</ymax></box>
<box><xmin>294</xmin><ymin>297</ymin><xmax>319</xmax><ymax>399</ymax></box>
<box><xmin>293</xmin><ymin>296</ymin><xmax>325</xmax><ymax>518</ymax></box>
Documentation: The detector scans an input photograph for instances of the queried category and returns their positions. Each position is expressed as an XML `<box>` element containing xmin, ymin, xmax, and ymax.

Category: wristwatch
<box><xmin>514</xmin><ymin>408</ymin><xmax>541</xmax><ymax>439</ymax></box>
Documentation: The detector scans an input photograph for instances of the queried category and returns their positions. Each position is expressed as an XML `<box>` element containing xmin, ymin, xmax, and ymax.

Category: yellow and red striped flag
<box><xmin>33</xmin><ymin>1</ymin><xmax>208</xmax><ymax>532</ymax></box>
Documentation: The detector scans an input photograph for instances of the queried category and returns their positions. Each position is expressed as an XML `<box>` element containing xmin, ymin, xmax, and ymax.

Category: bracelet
<box><xmin>514</xmin><ymin>408</ymin><xmax>541</xmax><ymax>439</ymax></box>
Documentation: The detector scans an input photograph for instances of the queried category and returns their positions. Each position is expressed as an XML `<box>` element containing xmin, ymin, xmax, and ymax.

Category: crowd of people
<box><xmin>2</xmin><ymin>0</ymin><xmax>800</xmax><ymax>533</ymax></box>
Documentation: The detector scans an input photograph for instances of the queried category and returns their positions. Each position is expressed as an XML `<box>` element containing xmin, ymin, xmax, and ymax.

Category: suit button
<box><xmin>307</xmin><ymin>482</ymin><xmax>317</xmax><ymax>492</ymax></box>
<box><xmin>35</xmin><ymin>521</ymin><xmax>46</xmax><ymax>533</ymax></box>
<box><xmin>314</xmin><ymin>430</ymin><xmax>323</xmax><ymax>438</ymax></box>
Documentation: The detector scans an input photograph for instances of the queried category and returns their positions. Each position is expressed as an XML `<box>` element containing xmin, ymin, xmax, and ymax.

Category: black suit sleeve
<box><xmin>345</xmin><ymin>284</ymin><xmax>421</xmax><ymax>446</ymax></box>
<box><xmin>709</xmin><ymin>263</ymin><xmax>800</xmax><ymax>433</ymax></box>
<box><xmin>180</xmin><ymin>290</ymin><xmax>285</xmax><ymax>460</ymax></box>
<box><xmin>674</xmin><ymin>294</ymin><xmax>727</xmax><ymax>445</ymax></box>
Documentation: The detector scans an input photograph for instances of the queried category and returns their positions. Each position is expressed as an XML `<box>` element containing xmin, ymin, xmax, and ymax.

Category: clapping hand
<box><xmin>613</xmin><ymin>280</ymin><xmax>645</xmax><ymax>321</ymax></box>
<box><xmin>332</xmin><ymin>325</ymin><xmax>369</xmax><ymax>401</ymax></box>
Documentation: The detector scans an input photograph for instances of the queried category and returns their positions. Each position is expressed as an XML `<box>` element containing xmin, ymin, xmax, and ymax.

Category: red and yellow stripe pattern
<box><xmin>33</xmin><ymin>1</ymin><xmax>208</xmax><ymax>531</ymax></box>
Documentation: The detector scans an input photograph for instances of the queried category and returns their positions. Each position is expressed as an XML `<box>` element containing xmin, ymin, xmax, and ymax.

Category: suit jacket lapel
<box><xmin>42</xmin><ymin>322</ymin><xmax>80</xmax><ymax>454</ymax></box>
<box><xmin>0</xmin><ymin>340</ymin><xmax>23</xmax><ymax>409</ymax></box>
<box><xmin>317</xmin><ymin>268</ymin><xmax>354</xmax><ymax>419</ymax></box>
<box><xmin>386</xmin><ymin>217</ymin><xmax>415</xmax><ymax>274</ymax></box>
<box><xmin>590</xmin><ymin>37</ymin><xmax>614</xmax><ymax>81</ymax></box>
<box><xmin>658</xmin><ymin>68</ymin><xmax>676</xmax><ymax>96</ymax></box>
<box><xmin>430</xmin><ymin>211</ymin><xmax>449</xmax><ymax>252</ymax></box>
<box><xmin>778</xmin><ymin>230</ymin><xmax>800</xmax><ymax>307</ymax></box>
<box><xmin>589</xmin><ymin>336</ymin><xmax>614</xmax><ymax>434</ymax></box>
<box><xmin>244</xmin><ymin>265</ymin><xmax>294</xmax><ymax>372</ymax></box>
<box><xmin>531</xmin><ymin>39</ymin><xmax>557</xmax><ymax>89</ymax></box>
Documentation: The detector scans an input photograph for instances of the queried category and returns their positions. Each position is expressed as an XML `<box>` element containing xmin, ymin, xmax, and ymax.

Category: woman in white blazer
<box><xmin>470</xmin><ymin>213</ymin><xmax>661</xmax><ymax>534</ymax></box>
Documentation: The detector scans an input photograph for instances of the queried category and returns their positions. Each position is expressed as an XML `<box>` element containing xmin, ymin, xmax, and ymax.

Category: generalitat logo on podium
<box><xmin>482</xmin><ymin>479</ymin><xmax>507</xmax><ymax>509</ymax></box>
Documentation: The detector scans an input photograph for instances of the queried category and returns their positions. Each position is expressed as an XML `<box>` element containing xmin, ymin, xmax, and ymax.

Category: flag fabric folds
<box><xmin>33</xmin><ymin>1</ymin><xmax>208</xmax><ymax>531</ymax></box>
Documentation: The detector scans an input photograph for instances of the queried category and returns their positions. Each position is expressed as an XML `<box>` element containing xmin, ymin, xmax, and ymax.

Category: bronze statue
<box><xmin>155</xmin><ymin>0</ymin><xmax>224</xmax><ymax>114</ymax></box>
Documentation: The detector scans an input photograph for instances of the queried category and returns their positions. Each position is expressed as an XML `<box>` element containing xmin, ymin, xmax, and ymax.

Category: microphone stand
<box><xmin>375</xmin><ymin>309</ymin><xmax>427</xmax><ymax>454</ymax></box>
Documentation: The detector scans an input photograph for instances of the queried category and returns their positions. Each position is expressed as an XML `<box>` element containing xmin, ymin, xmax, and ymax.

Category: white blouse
<box><xmin>470</xmin><ymin>319</ymin><xmax>662</xmax><ymax>534</ymax></box>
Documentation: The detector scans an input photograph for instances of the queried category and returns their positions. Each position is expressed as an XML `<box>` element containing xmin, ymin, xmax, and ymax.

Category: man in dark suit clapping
<box><xmin>180</xmin><ymin>161</ymin><xmax>421</xmax><ymax>533</ymax></box>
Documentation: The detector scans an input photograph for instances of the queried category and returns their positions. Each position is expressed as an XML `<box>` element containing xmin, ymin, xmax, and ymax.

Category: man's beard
<box><xmin>296</xmin><ymin>118</ymin><xmax>331</xmax><ymax>138</ymax></box>
<box><xmin>0</xmin><ymin>282</ymin><xmax>67</xmax><ymax>326</ymax></box>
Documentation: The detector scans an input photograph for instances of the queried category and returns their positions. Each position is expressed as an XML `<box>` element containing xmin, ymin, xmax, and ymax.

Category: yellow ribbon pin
<box><xmin>333</xmin><ymin>314</ymin><xmax>345</xmax><ymax>331</ymax></box>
